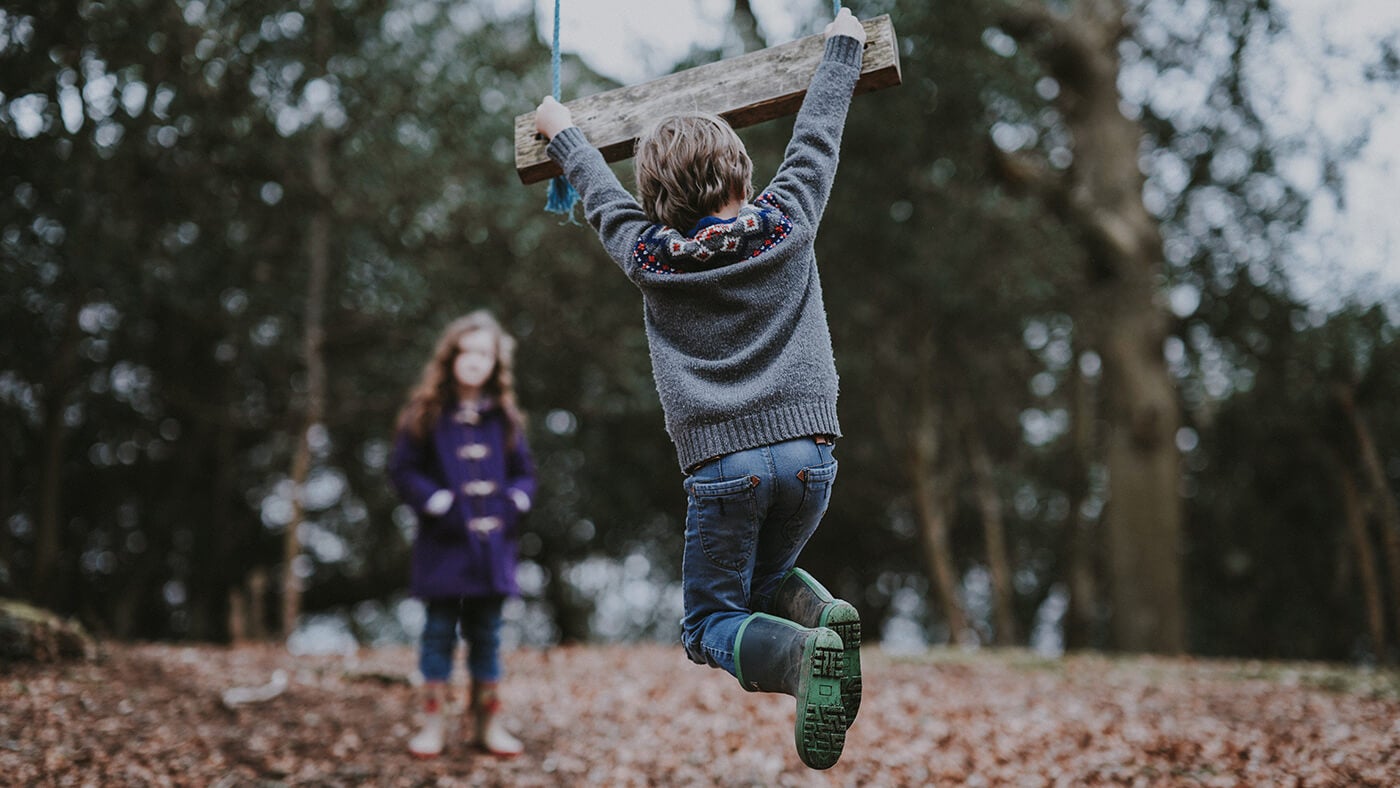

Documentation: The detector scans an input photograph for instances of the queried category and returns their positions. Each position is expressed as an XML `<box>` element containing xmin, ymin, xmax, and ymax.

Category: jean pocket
<box><xmin>783</xmin><ymin>458</ymin><xmax>838</xmax><ymax>545</ymax></box>
<box><xmin>689</xmin><ymin>474</ymin><xmax>760</xmax><ymax>572</ymax></box>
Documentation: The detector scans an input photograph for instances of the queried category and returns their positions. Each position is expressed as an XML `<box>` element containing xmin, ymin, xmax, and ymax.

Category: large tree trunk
<box><xmin>1100</xmin><ymin>309</ymin><xmax>1183</xmax><ymax>653</ymax></box>
<box><xmin>282</xmin><ymin>0</ymin><xmax>334</xmax><ymax>640</ymax></box>
<box><xmin>1002</xmin><ymin>0</ymin><xmax>1185</xmax><ymax>653</ymax></box>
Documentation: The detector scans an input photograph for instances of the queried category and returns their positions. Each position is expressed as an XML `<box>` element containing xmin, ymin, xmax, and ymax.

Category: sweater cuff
<box><xmin>824</xmin><ymin>34</ymin><xmax>864</xmax><ymax>69</ymax></box>
<box><xmin>546</xmin><ymin>126</ymin><xmax>589</xmax><ymax>165</ymax></box>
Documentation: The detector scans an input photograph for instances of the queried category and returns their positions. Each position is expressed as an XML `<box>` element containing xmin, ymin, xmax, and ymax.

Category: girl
<box><xmin>388</xmin><ymin>310</ymin><xmax>536</xmax><ymax>758</ymax></box>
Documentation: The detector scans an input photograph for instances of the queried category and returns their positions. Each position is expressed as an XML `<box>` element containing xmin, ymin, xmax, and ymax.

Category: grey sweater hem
<box><xmin>673</xmin><ymin>400</ymin><xmax>840</xmax><ymax>472</ymax></box>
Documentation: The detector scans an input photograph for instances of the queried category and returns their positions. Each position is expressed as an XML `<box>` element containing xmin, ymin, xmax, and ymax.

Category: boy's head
<box><xmin>635</xmin><ymin>113</ymin><xmax>753</xmax><ymax>232</ymax></box>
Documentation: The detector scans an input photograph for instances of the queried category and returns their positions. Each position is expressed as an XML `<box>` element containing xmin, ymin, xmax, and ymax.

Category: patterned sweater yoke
<box><xmin>546</xmin><ymin>35</ymin><xmax>865</xmax><ymax>471</ymax></box>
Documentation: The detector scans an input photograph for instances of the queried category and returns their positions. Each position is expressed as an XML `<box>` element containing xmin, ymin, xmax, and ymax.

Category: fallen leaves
<box><xmin>1</xmin><ymin>643</ymin><xmax>1397</xmax><ymax>786</ymax></box>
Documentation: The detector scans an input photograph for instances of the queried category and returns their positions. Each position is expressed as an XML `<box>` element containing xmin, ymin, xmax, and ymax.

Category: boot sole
<box><xmin>795</xmin><ymin>627</ymin><xmax>847</xmax><ymax>770</ymax></box>
<box><xmin>818</xmin><ymin>601</ymin><xmax>862</xmax><ymax>725</ymax></box>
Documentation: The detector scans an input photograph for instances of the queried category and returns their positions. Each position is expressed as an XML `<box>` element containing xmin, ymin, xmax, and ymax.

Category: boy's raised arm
<box><xmin>536</xmin><ymin>98</ymin><xmax>652</xmax><ymax>278</ymax></box>
<box><xmin>764</xmin><ymin>8</ymin><xmax>866</xmax><ymax>226</ymax></box>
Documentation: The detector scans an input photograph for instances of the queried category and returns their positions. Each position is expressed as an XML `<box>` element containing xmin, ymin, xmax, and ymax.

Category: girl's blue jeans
<box><xmin>419</xmin><ymin>596</ymin><xmax>505</xmax><ymax>683</ymax></box>
<box><xmin>680</xmin><ymin>436</ymin><xmax>838</xmax><ymax>676</ymax></box>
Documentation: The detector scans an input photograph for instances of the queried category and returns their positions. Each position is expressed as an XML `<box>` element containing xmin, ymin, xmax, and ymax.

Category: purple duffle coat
<box><xmin>388</xmin><ymin>400</ymin><xmax>537</xmax><ymax>600</ymax></box>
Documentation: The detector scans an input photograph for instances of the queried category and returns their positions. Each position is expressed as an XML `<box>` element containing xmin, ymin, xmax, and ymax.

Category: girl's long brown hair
<box><xmin>395</xmin><ymin>310</ymin><xmax>525</xmax><ymax>448</ymax></box>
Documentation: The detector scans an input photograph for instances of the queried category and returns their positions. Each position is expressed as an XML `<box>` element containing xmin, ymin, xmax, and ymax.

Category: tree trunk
<box><xmin>109</xmin><ymin>551</ymin><xmax>158</xmax><ymax>638</ymax></box>
<box><xmin>543</xmin><ymin>554</ymin><xmax>593</xmax><ymax>644</ymax></box>
<box><xmin>963</xmin><ymin>421</ymin><xmax>1019</xmax><ymax>646</ymax></box>
<box><xmin>730</xmin><ymin>0</ymin><xmax>765</xmax><ymax>52</ymax></box>
<box><xmin>282</xmin><ymin>0</ymin><xmax>334</xmax><ymax>641</ymax></box>
<box><xmin>1335</xmin><ymin>384</ymin><xmax>1400</xmax><ymax>644</ymax></box>
<box><xmin>228</xmin><ymin>585</ymin><xmax>248</xmax><ymax>645</ymax></box>
<box><xmin>0</xmin><ymin>441</ymin><xmax>13</xmax><ymax>587</ymax></box>
<box><xmin>211</xmin><ymin>420</ymin><xmax>239</xmax><ymax>640</ymax></box>
<box><xmin>1334</xmin><ymin>459</ymin><xmax>1387</xmax><ymax>657</ymax></box>
<box><xmin>907</xmin><ymin>395</ymin><xmax>972</xmax><ymax>646</ymax></box>
<box><xmin>1062</xmin><ymin>345</ymin><xmax>1101</xmax><ymax>650</ymax></box>
<box><xmin>282</xmin><ymin>154</ymin><xmax>330</xmax><ymax>641</ymax></box>
<box><xmin>248</xmin><ymin>568</ymin><xmax>269</xmax><ymax>640</ymax></box>
<box><xmin>1002</xmin><ymin>0</ymin><xmax>1185</xmax><ymax>653</ymax></box>
<box><xmin>34</xmin><ymin>308</ymin><xmax>82</xmax><ymax>609</ymax></box>
<box><xmin>1100</xmin><ymin>310</ymin><xmax>1184</xmax><ymax>653</ymax></box>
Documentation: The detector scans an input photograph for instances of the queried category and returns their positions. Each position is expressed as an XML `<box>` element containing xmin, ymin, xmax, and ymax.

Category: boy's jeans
<box><xmin>680</xmin><ymin>436</ymin><xmax>838</xmax><ymax>676</ymax></box>
<box><xmin>419</xmin><ymin>596</ymin><xmax>505</xmax><ymax>683</ymax></box>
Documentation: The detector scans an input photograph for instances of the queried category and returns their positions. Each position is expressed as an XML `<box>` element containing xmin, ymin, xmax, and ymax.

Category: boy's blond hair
<box><xmin>635</xmin><ymin>113</ymin><xmax>753</xmax><ymax>232</ymax></box>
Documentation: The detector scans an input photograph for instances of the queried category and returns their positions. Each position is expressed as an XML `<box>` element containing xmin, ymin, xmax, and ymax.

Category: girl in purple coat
<box><xmin>389</xmin><ymin>310</ymin><xmax>536</xmax><ymax>758</ymax></box>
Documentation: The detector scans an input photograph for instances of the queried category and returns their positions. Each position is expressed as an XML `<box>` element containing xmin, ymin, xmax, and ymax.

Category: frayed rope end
<box><xmin>544</xmin><ymin>176</ymin><xmax>579</xmax><ymax>222</ymax></box>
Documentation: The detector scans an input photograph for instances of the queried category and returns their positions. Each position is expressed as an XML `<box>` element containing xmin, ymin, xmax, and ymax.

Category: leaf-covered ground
<box><xmin>3</xmin><ymin>641</ymin><xmax>1398</xmax><ymax>786</ymax></box>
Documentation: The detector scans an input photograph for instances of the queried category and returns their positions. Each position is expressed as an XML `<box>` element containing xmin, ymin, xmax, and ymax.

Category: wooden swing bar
<box><xmin>513</xmin><ymin>14</ymin><xmax>901</xmax><ymax>185</ymax></box>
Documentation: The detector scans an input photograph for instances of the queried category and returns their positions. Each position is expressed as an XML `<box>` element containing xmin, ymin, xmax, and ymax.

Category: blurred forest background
<box><xmin>3</xmin><ymin>0</ymin><xmax>1398</xmax><ymax>664</ymax></box>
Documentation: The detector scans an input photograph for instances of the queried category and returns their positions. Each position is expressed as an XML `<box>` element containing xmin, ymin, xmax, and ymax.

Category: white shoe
<box><xmin>472</xmin><ymin>682</ymin><xmax>524</xmax><ymax>757</ymax></box>
<box><xmin>478</xmin><ymin>712</ymin><xmax>524</xmax><ymax>757</ymax></box>
<box><xmin>408</xmin><ymin>711</ymin><xmax>445</xmax><ymax>758</ymax></box>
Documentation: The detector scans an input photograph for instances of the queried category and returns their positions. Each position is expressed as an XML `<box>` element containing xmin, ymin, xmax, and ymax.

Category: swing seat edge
<box><xmin>514</xmin><ymin>14</ymin><xmax>901</xmax><ymax>185</ymax></box>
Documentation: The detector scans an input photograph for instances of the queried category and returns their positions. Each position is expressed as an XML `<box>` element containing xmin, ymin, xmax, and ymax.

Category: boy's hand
<box><xmin>535</xmin><ymin>96</ymin><xmax>574</xmax><ymax>140</ymax></box>
<box><xmin>824</xmin><ymin>7</ymin><xmax>866</xmax><ymax>46</ymax></box>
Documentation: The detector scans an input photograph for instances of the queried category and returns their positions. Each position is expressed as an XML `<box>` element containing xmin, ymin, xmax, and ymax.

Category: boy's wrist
<box><xmin>824</xmin><ymin>34</ymin><xmax>864</xmax><ymax>69</ymax></box>
<box><xmin>545</xmin><ymin>125</ymin><xmax>587</xmax><ymax>163</ymax></box>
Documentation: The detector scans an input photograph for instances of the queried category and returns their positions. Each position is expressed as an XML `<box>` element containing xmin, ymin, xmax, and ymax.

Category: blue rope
<box><xmin>544</xmin><ymin>0</ymin><xmax>580</xmax><ymax>218</ymax></box>
<box><xmin>551</xmin><ymin>0</ymin><xmax>562</xmax><ymax>100</ymax></box>
<box><xmin>833</xmin><ymin>1</ymin><xmax>841</xmax><ymax>17</ymax></box>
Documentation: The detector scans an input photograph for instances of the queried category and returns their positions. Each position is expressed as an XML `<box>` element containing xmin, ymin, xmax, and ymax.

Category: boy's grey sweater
<box><xmin>547</xmin><ymin>35</ymin><xmax>863</xmax><ymax>472</ymax></box>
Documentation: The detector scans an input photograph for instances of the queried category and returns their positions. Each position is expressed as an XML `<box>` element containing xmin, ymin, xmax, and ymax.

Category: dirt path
<box><xmin>3</xmin><ymin>642</ymin><xmax>1397</xmax><ymax>785</ymax></box>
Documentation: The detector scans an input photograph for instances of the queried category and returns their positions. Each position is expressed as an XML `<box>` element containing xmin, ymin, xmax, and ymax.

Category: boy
<box><xmin>534</xmin><ymin>8</ymin><xmax>867</xmax><ymax>770</ymax></box>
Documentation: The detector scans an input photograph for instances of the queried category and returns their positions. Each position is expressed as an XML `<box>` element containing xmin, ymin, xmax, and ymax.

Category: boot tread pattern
<box><xmin>800</xmin><ymin>703</ymin><xmax>847</xmax><ymax>767</ymax></box>
<box><xmin>827</xmin><ymin>617</ymin><xmax>863</xmax><ymax>725</ymax></box>
<box><xmin>829</xmin><ymin>619</ymin><xmax>860</xmax><ymax>649</ymax></box>
<box><xmin>799</xmin><ymin>644</ymin><xmax>847</xmax><ymax>769</ymax></box>
<box><xmin>811</xmin><ymin>643</ymin><xmax>843</xmax><ymax>678</ymax></box>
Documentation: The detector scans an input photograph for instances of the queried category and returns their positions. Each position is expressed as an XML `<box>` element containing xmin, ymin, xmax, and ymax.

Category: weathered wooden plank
<box><xmin>514</xmin><ymin>14</ymin><xmax>901</xmax><ymax>185</ymax></box>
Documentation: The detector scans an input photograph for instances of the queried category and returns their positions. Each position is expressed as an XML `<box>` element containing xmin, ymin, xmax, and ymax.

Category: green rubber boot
<box><xmin>772</xmin><ymin>567</ymin><xmax>862</xmax><ymax>725</ymax></box>
<box><xmin>734</xmin><ymin>613</ymin><xmax>847</xmax><ymax>770</ymax></box>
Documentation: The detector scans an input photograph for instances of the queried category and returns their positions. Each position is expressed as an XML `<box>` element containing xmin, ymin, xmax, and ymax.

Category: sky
<box><xmin>1259</xmin><ymin>0</ymin><xmax>1400</xmax><ymax>304</ymax></box>
<box><xmin>534</xmin><ymin>0</ymin><xmax>826</xmax><ymax>85</ymax></box>
<box><xmin>531</xmin><ymin>0</ymin><xmax>1399</xmax><ymax>306</ymax></box>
